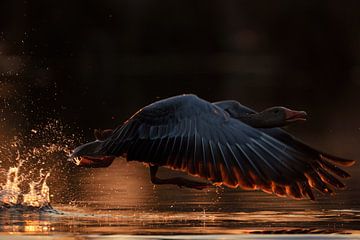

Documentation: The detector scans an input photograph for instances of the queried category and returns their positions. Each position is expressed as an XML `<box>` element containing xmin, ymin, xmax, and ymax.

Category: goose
<box><xmin>70</xmin><ymin>94</ymin><xmax>355</xmax><ymax>200</ymax></box>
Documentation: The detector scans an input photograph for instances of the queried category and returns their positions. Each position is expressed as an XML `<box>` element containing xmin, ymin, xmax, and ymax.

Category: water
<box><xmin>0</xmin><ymin>124</ymin><xmax>359</xmax><ymax>239</ymax></box>
<box><xmin>1</xmin><ymin>160</ymin><xmax>359</xmax><ymax>239</ymax></box>
<box><xmin>0</xmin><ymin>161</ymin><xmax>52</xmax><ymax>209</ymax></box>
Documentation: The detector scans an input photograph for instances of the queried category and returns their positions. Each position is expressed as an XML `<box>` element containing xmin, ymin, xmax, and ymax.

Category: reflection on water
<box><xmin>1</xmin><ymin>202</ymin><xmax>359</xmax><ymax>234</ymax></box>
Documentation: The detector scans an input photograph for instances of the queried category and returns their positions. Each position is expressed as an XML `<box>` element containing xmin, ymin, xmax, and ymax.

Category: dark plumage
<box><xmin>70</xmin><ymin>94</ymin><xmax>355</xmax><ymax>200</ymax></box>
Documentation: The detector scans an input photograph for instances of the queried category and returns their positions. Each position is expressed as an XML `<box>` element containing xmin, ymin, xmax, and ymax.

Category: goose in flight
<box><xmin>70</xmin><ymin>94</ymin><xmax>355</xmax><ymax>200</ymax></box>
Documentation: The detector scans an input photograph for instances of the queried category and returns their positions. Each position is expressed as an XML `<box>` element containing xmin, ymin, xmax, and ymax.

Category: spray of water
<box><xmin>0</xmin><ymin>120</ymin><xmax>80</xmax><ymax>210</ymax></box>
<box><xmin>0</xmin><ymin>159</ymin><xmax>51</xmax><ymax>208</ymax></box>
<box><xmin>1</xmin><ymin>167</ymin><xmax>22</xmax><ymax>205</ymax></box>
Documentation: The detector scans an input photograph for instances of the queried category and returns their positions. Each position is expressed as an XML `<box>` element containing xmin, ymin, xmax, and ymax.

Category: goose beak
<box><xmin>285</xmin><ymin>110</ymin><xmax>308</xmax><ymax>123</ymax></box>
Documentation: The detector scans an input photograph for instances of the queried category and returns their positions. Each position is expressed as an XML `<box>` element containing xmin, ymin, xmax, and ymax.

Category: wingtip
<box><xmin>320</xmin><ymin>154</ymin><xmax>356</xmax><ymax>167</ymax></box>
<box><xmin>346</xmin><ymin>159</ymin><xmax>356</xmax><ymax>167</ymax></box>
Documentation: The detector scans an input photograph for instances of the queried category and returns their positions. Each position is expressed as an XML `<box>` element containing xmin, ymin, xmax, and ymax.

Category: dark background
<box><xmin>0</xmin><ymin>0</ymin><xmax>359</xmax><ymax>173</ymax></box>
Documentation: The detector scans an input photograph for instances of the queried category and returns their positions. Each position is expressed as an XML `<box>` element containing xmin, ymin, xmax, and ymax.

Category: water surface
<box><xmin>1</xmin><ymin>159</ymin><xmax>359</xmax><ymax>239</ymax></box>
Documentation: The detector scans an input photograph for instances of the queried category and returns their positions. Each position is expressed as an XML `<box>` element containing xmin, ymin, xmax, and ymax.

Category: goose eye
<box><xmin>273</xmin><ymin>109</ymin><xmax>279</xmax><ymax>114</ymax></box>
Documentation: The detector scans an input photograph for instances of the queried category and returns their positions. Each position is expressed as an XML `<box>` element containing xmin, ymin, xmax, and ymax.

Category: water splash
<box><xmin>0</xmin><ymin>120</ymin><xmax>80</xmax><ymax>211</ymax></box>
<box><xmin>22</xmin><ymin>171</ymin><xmax>51</xmax><ymax>208</ymax></box>
<box><xmin>1</xmin><ymin>168</ymin><xmax>21</xmax><ymax>205</ymax></box>
<box><xmin>0</xmin><ymin>153</ymin><xmax>23</xmax><ymax>205</ymax></box>
<box><xmin>0</xmin><ymin>160</ymin><xmax>52</xmax><ymax>209</ymax></box>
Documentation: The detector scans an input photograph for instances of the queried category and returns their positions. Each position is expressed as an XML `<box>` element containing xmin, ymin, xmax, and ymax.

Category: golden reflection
<box><xmin>23</xmin><ymin>220</ymin><xmax>53</xmax><ymax>233</ymax></box>
<box><xmin>0</xmin><ymin>218</ymin><xmax>53</xmax><ymax>233</ymax></box>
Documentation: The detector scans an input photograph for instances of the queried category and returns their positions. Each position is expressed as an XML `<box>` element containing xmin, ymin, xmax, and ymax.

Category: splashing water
<box><xmin>22</xmin><ymin>171</ymin><xmax>51</xmax><ymax>208</ymax></box>
<box><xmin>0</xmin><ymin>153</ymin><xmax>23</xmax><ymax>205</ymax></box>
<box><xmin>0</xmin><ymin>160</ymin><xmax>52</xmax><ymax>209</ymax></box>
<box><xmin>1</xmin><ymin>167</ymin><xmax>22</xmax><ymax>205</ymax></box>
<box><xmin>0</xmin><ymin>120</ymin><xmax>80</xmax><ymax>211</ymax></box>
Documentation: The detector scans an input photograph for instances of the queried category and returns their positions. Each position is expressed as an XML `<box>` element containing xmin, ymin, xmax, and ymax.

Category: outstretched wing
<box><xmin>100</xmin><ymin>95</ymin><xmax>354</xmax><ymax>199</ymax></box>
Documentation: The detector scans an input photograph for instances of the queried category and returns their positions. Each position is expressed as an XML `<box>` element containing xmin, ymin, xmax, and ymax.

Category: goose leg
<box><xmin>149</xmin><ymin>165</ymin><xmax>211</xmax><ymax>190</ymax></box>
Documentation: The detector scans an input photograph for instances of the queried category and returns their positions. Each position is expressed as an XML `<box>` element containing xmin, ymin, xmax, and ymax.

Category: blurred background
<box><xmin>0</xmin><ymin>0</ymin><xmax>359</xmax><ymax>208</ymax></box>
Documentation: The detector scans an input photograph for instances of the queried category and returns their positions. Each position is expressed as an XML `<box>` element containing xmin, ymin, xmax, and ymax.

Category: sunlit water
<box><xmin>0</xmin><ymin>161</ymin><xmax>52</xmax><ymax>209</ymax></box>
<box><xmin>0</xmin><ymin>123</ymin><xmax>359</xmax><ymax>239</ymax></box>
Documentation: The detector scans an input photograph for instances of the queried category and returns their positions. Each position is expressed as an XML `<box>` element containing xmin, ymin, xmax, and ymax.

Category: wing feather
<box><xmin>208</xmin><ymin>140</ymin><xmax>222</xmax><ymax>183</ymax></box>
<box><xmin>200</xmin><ymin>137</ymin><xmax>208</xmax><ymax>178</ymax></box>
<box><xmin>226</xmin><ymin>143</ymin><xmax>254</xmax><ymax>189</ymax></box>
<box><xmin>217</xmin><ymin>142</ymin><xmax>237</xmax><ymax>187</ymax></box>
<box><xmin>235</xmin><ymin>143</ymin><xmax>268</xmax><ymax>187</ymax></box>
